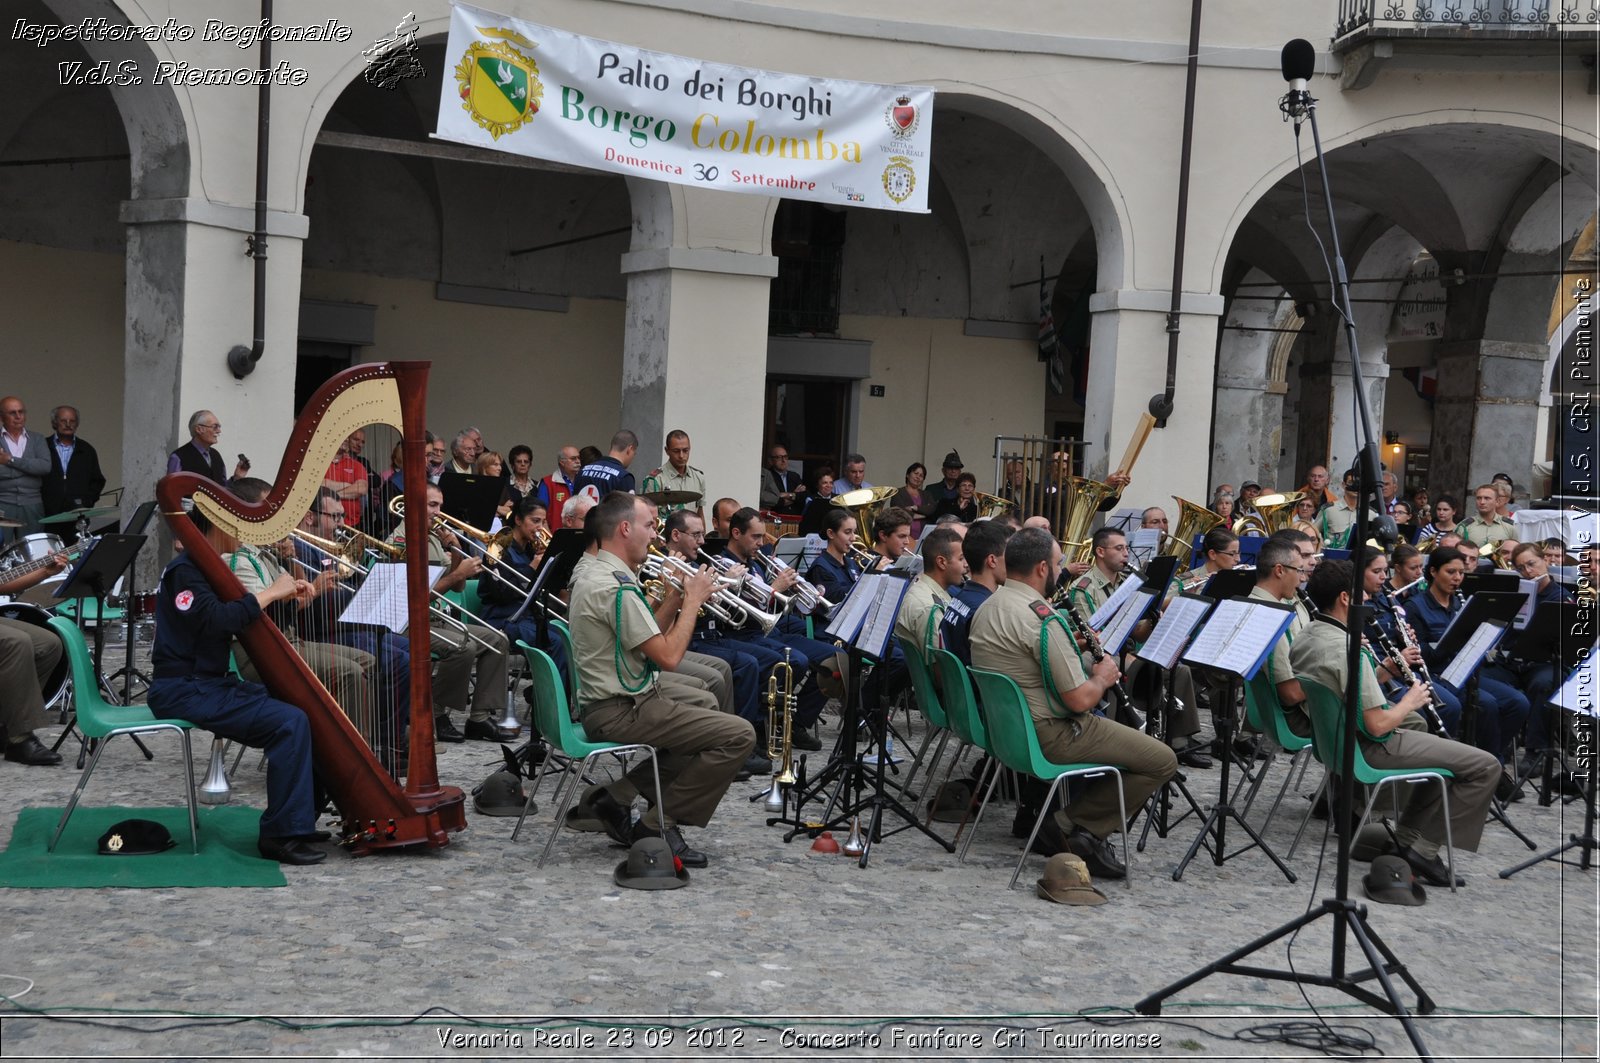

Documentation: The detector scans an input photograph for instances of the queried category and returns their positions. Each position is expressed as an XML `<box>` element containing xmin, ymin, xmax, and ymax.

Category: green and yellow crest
<box><xmin>454</xmin><ymin>29</ymin><xmax>542</xmax><ymax>139</ymax></box>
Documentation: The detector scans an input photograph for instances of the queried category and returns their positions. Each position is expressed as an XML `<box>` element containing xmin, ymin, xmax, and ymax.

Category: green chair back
<box><xmin>897</xmin><ymin>635</ymin><xmax>948</xmax><ymax>730</ymax></box>
<box><xmin>549</xmin><ymin>617</ymin><xmax>576</xmax><ymax>703</ymax></box>
<box><xmin>971</xmin><ymin>667</ymin><xmax>1109</xmax><ymax>778</ymax></box>
<box><xmin>457</xmin><ymin>579</ymin><xmax>485</xmax><ymax>621</ymax></box>
<box><xmin>1245</xmin><ymin>672</ymin><xmax>1311</xmax><ymax>753</ymax></box>
<box><xmin>517</xmin><ymin>640</ymin><xmax>608</xmax><ymax>757</ymax></box>
<box><xmin>930</xmin><ymin>649</ymin><xmax>985</xmax><ymax>750</ymax></box>
<box><xmin>47</xmin><ymin>617</ymin><xmax>192</xmax><ymax>739</ymax></box>
<box><xmin>1301</xmin><ymin>677</ymin><xmax>1452</xmax><ymax>785</ymax></box>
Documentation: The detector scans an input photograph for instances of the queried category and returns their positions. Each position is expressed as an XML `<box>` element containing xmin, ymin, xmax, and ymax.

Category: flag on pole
<box><xmin>1040</xmin><ymin>270</ymin><xmax>1067</xmax><ymax>395</ymax></box>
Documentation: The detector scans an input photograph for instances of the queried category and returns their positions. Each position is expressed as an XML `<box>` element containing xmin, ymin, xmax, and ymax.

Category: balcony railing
<box><xmin>1336</xmin><ymin>0</ymin><xmax>1599</xmax><ymax>42</ymax></box>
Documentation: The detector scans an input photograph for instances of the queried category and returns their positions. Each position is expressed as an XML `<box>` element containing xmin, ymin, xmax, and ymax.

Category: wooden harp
<box><xmin>157</xmin><ymin>362</ymin><xmax>466</xmax><ymax>853</ymax></box>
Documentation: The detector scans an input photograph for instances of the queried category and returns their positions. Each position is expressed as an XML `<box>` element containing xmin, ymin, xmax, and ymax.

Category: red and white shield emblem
<box><xmin>892</xmin><ymin>103</ymin><xmax>915</xmax><ymax>132</ymax></box>
<box><xmin>175</xmin><ymin>589</ymin><xmax>194</xmax><ymax>612</ymax></box>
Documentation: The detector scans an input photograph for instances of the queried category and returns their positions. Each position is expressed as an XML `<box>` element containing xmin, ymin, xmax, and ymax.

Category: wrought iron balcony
<box><xmin>1336</xmin><ymin>0</ymin><xmax>1599</xmax><ymax>45</ymax></box>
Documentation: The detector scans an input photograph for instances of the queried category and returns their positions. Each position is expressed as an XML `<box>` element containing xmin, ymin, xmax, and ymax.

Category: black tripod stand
<box><xmin>1139</xmin><ymin>45</ymin><xmax>1436</xmax><ymax>1060</ymax></box>
<box><xmin>1136</xmin><ymin>662</ymin><xmax>1203</xmax><ymax>850</ymax></box>
<box><xmin>1501</xmin><ymin>679</ymin><xmax>1598</xmax><ymax>878</ymax></box>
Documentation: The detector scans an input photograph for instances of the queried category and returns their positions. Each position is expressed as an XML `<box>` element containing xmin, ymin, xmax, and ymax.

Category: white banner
<box><xmin>436</xmin><ymin>3</ymin><xmax>934</xmax><ymax>212</ymax></box>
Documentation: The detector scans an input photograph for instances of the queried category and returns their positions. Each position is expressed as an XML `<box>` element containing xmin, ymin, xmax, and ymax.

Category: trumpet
<box><xmin>847</xmin><ymin>542</ymin><xmax>884</xmax><ymax>572</ymax></box>
<box><xmin>759</xmin><ymin>650</ymin><xmax>798</xmax><ymax>813</ymax></box>
<box><xmin>748</xmin><ymin>550</ymin><xmax>835</xmax><ymax>618</ymax></box>
<box><xmin>696</xmin><ymin>549</ymin><xmax>797</xmax><ymax>614</ymax></box>
<box><xmin>642</xmin><ymin>550</ymin><xmax>781</xmax><ymax>634</ymax></box>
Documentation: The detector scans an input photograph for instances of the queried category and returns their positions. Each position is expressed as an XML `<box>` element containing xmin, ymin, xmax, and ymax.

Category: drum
<box><xmin>0</xmin><ymin>602</ymin><xmax>70</xmax><ymax>712</ymax></box>
<box><xmin>0</xmin><ymin>533</ymin><xmax>69</xmax><ymax>606</ymax></box>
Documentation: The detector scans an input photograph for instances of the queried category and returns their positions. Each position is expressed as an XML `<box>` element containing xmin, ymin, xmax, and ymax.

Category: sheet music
<box><xmin>1440</xmin><ymin>622</ymin><xmax>1505</xmax><ymax>689</ymax></box>
<box><xmin>339</xmin><ymin>563</ymin><xmax>445</xmax><ymax>634</ymax></box>
<box><xmin>1101</xmin><ymin>590</ymin><xmax>1155</xmax><ymax>654</ymax></box>
<box><xmin>1088</xmin><ymin>573</ymin><xmax>1144</xmax><ymax>629</ymax></box>
<box><xmin>1129</xmin><ymin>529</ymin><xmax>1163</xmax><ymax>565</ymax></box>
<box><xmin>1552</xmin><ymin>653</ymin><xmax>1599</xmax><ymax>718</ymax></box>
<box><xmin>823</xmin><ymin>574</ymin><xmax>876</xmax><ymax>644</ymax></box>
<box><xmin>1512</xmin><ymin>579</ymin><xmax>1538</xmax><ymax>630</ymax></box>
<box><xmin>857</xmin><ymin>575</ymin><xmax>911</xmax><ymax>660</ymax></box>
<box><xmin>1138</xmin><ymin>595</ymin><xmax>1211</xmax><ymax>669</ymax></box>
<box><xmin>1181</xmin><ymin>599</ymin><xmax>1293</xmax><ymax>679</ymax></box>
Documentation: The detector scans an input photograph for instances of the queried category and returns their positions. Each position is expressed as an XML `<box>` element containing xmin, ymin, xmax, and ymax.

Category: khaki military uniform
<box><xmin>1318</xmin><ymin>497</ymin><xmax>1358</xmax><ymax>548</ymax></box>
<box><xmin>566</xmin><ymin>549</ymin><xmax>753</xmax><ymax>828</ymax></box>
<box><xmin>1069</xmin><ymin>564</ymin><xmax>1201</xmax><ymax>743</ymax></box>
<box><xmin>641</xmin><ymin>463</ymin><xmax>707</xmax><ymax>517</ymax></box>
<box><xmin>225</xmin><ymin>544</ymin><xmax>376</xmax><ymax>725</ymax></box>
<box><xmin>389</xmin><ymin>527</ymin><xmax>509</xmax><ymax>722</ymax></box>
<box><xmin>970</xmin><ymin>582</ymin><xmax>1176</xmax><ymax>840</ymax></box>
<box><xmin>1290</xmin><ymin>615</ymin><xmax>1498</xmax><ymax>854</ymax></box>
<box><xmin>1457</xmin><ymin>513</ymin><xmax>1514</xmax><ymax>548</ymax></box>
<box><xmin>894</xmin><ymin>574</ymin><xmax>949</xmax><ymax>663</ymax></box>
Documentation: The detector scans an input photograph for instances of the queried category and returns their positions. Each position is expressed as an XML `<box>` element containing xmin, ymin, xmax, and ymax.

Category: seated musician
<box><xmin>894</xmin><ymin>526</ymin><xmax>966</xmax><ymax>664</ymax></box>
<box><xmin>567</xmin><ymin>492</ymin><xmax>755</xmax><ymax>867</ymax></box>
<box><xmin>1358</xmin><ymin>546</ymin><xmax>1462</xmax><ymax>736</ymax></box>
<box><xmin>1389</xmin><ymin>543</ymin><xmax>1425</xmax><ymax>594</ymax></box>
<box><xmin>867</xmin><ymin>505</ymin><xmax>916</xmax><ymax>570</ymax></box>
<box><xmin>1248</xmin><ymin>539</ymin><xmax>1313</xmax><ymax>735</ymax></box>
<box><xmin>1066</xmin><ymin>527</ymin><xmax>1208</xmax><ymax>768</ymax></box>
<box><xmin>294</xmin><ymin>489</ymin><xmax>411</xmax><ymax>773</ymax></box>
<box><xmin>148</xmin><ymin>506</ymin><xmax>327</xmax><ymax>865</ymax></box>
<box><xmin>940</xmin><ymin>520</ymin><xmax>1012</xmax><ymax>666</ymax></box>
<box><xmin>1291</xmin><ymin>559</ymin><xmax>1499</xmax><ymax>887</ymax></box>
<box><xmin>805</xmin><ymin>508</ymin><xmax>864</xmax><ymax>606</ymax></box>
<box><xmin>0</xmin><ymin>554</ymin><xmax>69</xmax><ymax>766</ymax></box>
<box><xmin>476</xmin><ymin>496</ymin><xmax>570</xmax><ymax>689</ymax></box>
<box><xmin>390</xmin><ymin>483</ymin><xmax>510</xmax><ymax>744</ymax></box>
<box><xmin>1179</xmin><ymin>526</ymin><xmax>1241</xmax><ymax>594</ymax></box>
<box><xmin>1506</xmin><ymin>542</ymin><xmax>1573</xmax><ymax>772</ymax></box>
<box><xmin>928</xmin><ymin>472</ymin><xmax>979</xmax><ymax>524</ymax></box>
<box><xmin>722</xmin><ymin>506</ymin><xmax>841</xmax><ymax>749</ymax></box>
<box><xmin>969</xmin><ymin>527</ymin><xmax>1177</xmax><ymax>876</ymax></box>
<box><xmin>661</xmin><ymin>510</ymin><xmax>764</xmax><ymax>734</ymax></box>
<box><xmin>1402</xmin><ymin>547</ymin><xmax>1529</xmax><ymax>771</ymax></box>
<box><xmin>224</xmin><ymin>479</ymin><xmax>377</xmax><ymax>727</ymax></box>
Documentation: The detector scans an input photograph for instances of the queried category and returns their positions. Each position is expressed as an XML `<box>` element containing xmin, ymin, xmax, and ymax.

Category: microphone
<box><xmin>1279</xmin><ymin>38</ymin><xmax>1316</xmax><ymax>127</ymax></box>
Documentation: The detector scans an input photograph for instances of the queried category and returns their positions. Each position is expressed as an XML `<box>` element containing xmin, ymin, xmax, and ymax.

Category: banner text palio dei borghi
<box><xmin>435</xmin><ymin>2</ymin><xmax>934</xmax><ymax>212</ymax></box>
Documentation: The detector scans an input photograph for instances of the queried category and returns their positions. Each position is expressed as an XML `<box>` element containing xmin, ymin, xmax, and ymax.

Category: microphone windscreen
<box><xmin>1281</xmin><ymin>38</ymin><xmax>1316</xmax><ymax>82</ymax></box>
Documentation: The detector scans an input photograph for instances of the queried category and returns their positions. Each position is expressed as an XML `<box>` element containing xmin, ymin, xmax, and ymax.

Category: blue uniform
<box><xmin>1404</xmin><ymin>588</ymin><xmax>1529</xmax><ymax>763</ymax></box>
<box><xmin>806</xmin><ymin>550</ymin><xmax>861</xmax><ymax>605</ymax></box>
<box><xmin>572</xmin><ymin>456</ymin><xmax>634</xmax><ymax>499</ymax></box>
<box><xmin>148</xmin><ymin>553</ymin><xmax>316</xmax><ymax>840</ymax></box>
<box><xmin>475</xmin><ymin>537</ymin><xmax>570</xmax><ymax>681</ymax></box>
<box><xmin>713</xmin><ymin>548</ymin><xmax>839</xmax><ymax>728</ymax></box>
<box><xmin>940</xmin><ymin>582</ymin><xmax>994</xmax><ymax>666</ymax></box>
<box><xmin>803</xmin><ymin>548</ymin><xmax>905</xmax><ymax>711</ymax></box>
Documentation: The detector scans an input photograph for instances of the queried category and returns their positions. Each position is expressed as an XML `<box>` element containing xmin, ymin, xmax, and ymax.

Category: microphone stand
<box><xmin>1138</xmin><ymin>59</ymin><xmax>1437</xmax><ymax>1063</ymax></box>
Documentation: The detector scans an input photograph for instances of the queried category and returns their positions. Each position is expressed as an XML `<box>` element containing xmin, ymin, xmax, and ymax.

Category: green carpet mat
<box><xmin>0</xmin><ymin>805</ymin><xmax>287</xmax><ymax>888</ymax></box>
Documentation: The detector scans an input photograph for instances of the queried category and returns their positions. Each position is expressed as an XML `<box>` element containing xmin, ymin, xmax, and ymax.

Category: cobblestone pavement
<box><xmin>0</xmin><ymin>668</ymin><xmax>1595</xmax><ymax>1061</ymax></box>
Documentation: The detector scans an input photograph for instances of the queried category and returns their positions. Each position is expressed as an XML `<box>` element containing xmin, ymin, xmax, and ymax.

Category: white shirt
<box><xmin>3</xmin><ymin>430</ymin><xmax>28</xmax><ymax>460</ymax></box>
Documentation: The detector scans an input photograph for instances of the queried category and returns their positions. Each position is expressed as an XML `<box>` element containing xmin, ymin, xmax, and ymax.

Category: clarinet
<box><xmin>1295</xmin><ymin>586</ymin><xmax>1317</xmax><ymax>617</ymax></box>
<box><xmin>1060</xmin><ymin>600</ymin><xmax>1133</xmax><ymax>719</ymax></box>
<box><xmin>1376</xmin><ymin>588</ymin><xmax>1450</xmax><ymax>737</ymax></box>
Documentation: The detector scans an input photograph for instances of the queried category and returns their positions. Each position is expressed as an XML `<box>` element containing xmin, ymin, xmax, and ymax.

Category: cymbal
<box><xmin>640</xmin><ymin>489</ymin><xmax>703</xmax><ymax>506</ymax></box>
<box><xmin>39</xmin><ymin>505</ymin><xmax>120</xmax><ymax>525</ymax></box>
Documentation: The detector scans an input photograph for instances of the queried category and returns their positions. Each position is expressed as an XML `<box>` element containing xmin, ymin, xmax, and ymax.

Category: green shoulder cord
<box><xmin>613</xmin><ymin>585</ymin><xmax>657</xmax><ymax>693</ymax></box>
<box><xmin>924</xmin><ymin>599</ymin><xmax>946</xmax><ymax>656</ymax></box>
<box><xmin>1038</xmin><ymin>612</ymin><xmax>1088</xmax><ymax>719</ymax></box>
<box><xmin>229</xmin><ymin>549</ymin><xmax>266</xmax><ymax>587</ymax></box>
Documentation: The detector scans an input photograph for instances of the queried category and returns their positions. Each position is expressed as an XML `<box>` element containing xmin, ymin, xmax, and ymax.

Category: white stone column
<box><xmin>619</xmin><ymin>184</ymin><xmax>777</xmax><ymax>508</ymax></box>
<box><xmin>1083</xmin><ymin>289</ymin><xmax>1223</xmax><ymax>508</ymax></box>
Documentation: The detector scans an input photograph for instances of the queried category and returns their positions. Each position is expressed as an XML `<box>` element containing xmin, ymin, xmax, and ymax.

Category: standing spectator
<box><xmin>0</xmin><ymin>396</ymin><xmax>51</xmax><ymax>539</ymax></box>
<box><xmin>759</xmin><ymin>444</ymin><xmax>806</xmax><ymax>513</ymax></box>
<box><xmin>1210</xmin><ymin>486</ymin><xmax>1235</xmax><ymax>525</ymax></box>
<box><xmin>1381</xmin><ymin>470</ymin><xmax>1400</xmax><ymax>513</ymax></box>
<box><xmin>838</xmin><ymin>453</ymin><xmax>871</xmax><ymax>494</ymax></box>
<box><xmin>343</xmin><ymin>428</ymin><xmax>384</xmax><ymax>534</ymax></box>
<box><xmin>1391</xmin><ymin>500</ymin><xmax>1420</xmax><ymax>545</ymax></box>
<box><xmin>448</xmin><ymin>428</ymin><xmax>482</xmax><ymax>474</ymax></box>
<box><xmin>537</xmin><ymin>445</ymin><xmax>581</xmax><ymax>530</ymax></box>
<box><xmin>499</xmin><ymin>444</ymin><xmax>538</xmax><ymax>522</ymax></box>
<box><xmin>1491</xmin><ymin>475</ymin><xmax>1516</xmax><ymax>519</ymax></box>
<box><xmin>923</xmin><ymin>451</ymin><xmax>965</xmax><ymax>506</ymax></box>
<box><xmin>1297</xmin><ymin>464</ymin><xmax>1337</xmax><ymax>508</ymax></box>
<box><xmin>796</xmin><ymin>467</ymin><xmax>837</xmax><ymax>537</ymax></box>
<box><xmin>42</xmin><ymin>404</ymin><xmax>108</xmax><ymax>529</ymax></box>
<box><xmin>573</xmin><ymin>430</ymin><xmax>638</xmax><ymax>500</ymax></box>
<box><xmin>167</xmin><ymin>410</ymin><xmax>246</xmax><ymax>485</ymax></box>
<box><xmin>323</xmin><ymin>434</ymin><xmax>369</xmax><ymax>528</ymax></box>
<box><xmin>640</xmin><ymin>429</ymin><xmax>707</xmax><ymax>522</ymax></box>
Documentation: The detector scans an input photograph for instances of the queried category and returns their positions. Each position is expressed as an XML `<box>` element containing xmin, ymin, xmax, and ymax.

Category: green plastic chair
<box><xmin>46</xmin><ymin>617</ymin><xmax>199</xmax><ymax>854</ymax></box>
<box><xmin>1240</xmin><ymin>671</ymin><xmax>1319</xmax><ymax>840</ymax></box>
<box><xmin>1300</xmin><ymin>677</ymin><xmax>1457</xmax><ymax>891</ymax></box>
<box><xmin>969</xmin><ymin>666</ymin><xmax>1129</xmax><ymax>890</ymax></box>
<box><xmin>928</xmin><ymin>649</ymin><xmax>998</xmax><ymax>859</ymax></box>
<box><xmin>896</xmin><ymin>635</ymin><xmax>953</xmax><ymax>799</ymax></box>
<box><xmin>510</xmin><ymin>641</ymin><xmax>665</xmax><ymax>867</ymax></box>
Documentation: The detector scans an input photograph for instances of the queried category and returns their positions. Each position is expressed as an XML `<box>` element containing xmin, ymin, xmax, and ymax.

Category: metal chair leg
<box><xmin>957</xmin><ymin>756</ymin><xmax>1001</xmax><ymax>863</ymax></box>
<box><xmin>49</xmin><ymin>734</ymin><xmax>112</xmax><ymax>852</ymax></box>
<box><xmin>1009</xmin><ymin>774</ymin><xmax>1067</xmax><ymax>890</ymax></box>
<box><xmin>179</xmin><ymin>729</ymin><xmax>199</xmax><ymax>854</ymax></box>
<box><xmin>537</xmin><ymin>752</ymin><xmax>591</xmax><ymax>866</ymax></box>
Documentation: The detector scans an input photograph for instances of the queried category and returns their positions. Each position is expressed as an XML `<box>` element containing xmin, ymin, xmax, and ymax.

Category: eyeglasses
<box><xmin>318</xmin><ymin>510</ymin><xmax>344</xmax><ymax>519</ymax></box>
<box><xmin>1218</xmin><ymin>549</ymin><xmax>1241</xmax><ymax>558</ymax></box>
<box><xmin>197</xmin><ymin>422</ymin><xmax>221</xmax><ymax>431</ymax></box>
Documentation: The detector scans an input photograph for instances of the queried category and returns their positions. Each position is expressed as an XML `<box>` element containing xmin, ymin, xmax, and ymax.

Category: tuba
<box><xmin>973</xmin><ymin>491</ymin><xmax>1014</xmax><ymax>520</ymax></box>
<box><xmin>1232</xmin><ymin>490</ymin><xmax>1304</xmax><ymax>538</ymax></box>
<box><xmin>1161</xmin><ymin>496</ymin><xmax>1226</xmax><ymax>573</ymax></box>
<box><xmin>160</xmin><ymin>362</ymin><xmax>466</xmax><ymax>854</ymax></box>
<box><xmin>1057</xmin><ymin>476</ymin><xmax>1117</xmax><ymax>564</ymax></box>
<box><xmin>831</xmin><ymin>486</ymin><xmax>898</xmax><ymax>550</ymax></box>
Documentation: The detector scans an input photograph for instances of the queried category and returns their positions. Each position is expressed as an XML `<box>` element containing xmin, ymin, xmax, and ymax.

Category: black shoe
<box><xmin>791</xmin><ymin>727</ymin><xmax>822</xmax><ymax>752</ymax></box>
<box><xmin>1066</xmin><ymin>826</ymin><xmax>1126</xmax><ymax>880</ymax></box>
<box><xmin>258</xmin><ymin>836</ymin><xmax>328</xmax><ymax>865</ymax></box>
<box><xmin>1399</xmin><ymin>844</ymin><xmax>1463</xmax><ymax>888</ymax></box>
<box><xmin>435</xmin><ymin>717</ymin><xmax>465</xmax><ymax>744</ymax></box>
<box><xmin>1027</xmin><ymin>816</ymin><xmax>1070</xmax><ymax>857</ymax></box>
<box><xmin>4</xmin><ymin>734</ymin><xmax>62</xmax><ymax>766</ymax></box>
<box><xmin>1495</xmin><ymin>772</ymin><xmax>1522</xmax><ymax>804</ymax></box>
<box><xmin>295</xmin><ymin>829</ymin><xmax>333</xmax><ymax>843</ymax></box>
<box><xmin>737</xmin><ymin>753</ymin><xmax>772</xmax><ymax>781</ymax></box>
<box><xmin>463</xmin><ymin>719</ymin><xmax>501</xmax><ymax>742</ymax></box>
<box><xmin>634</xmin><ymin>820</ymin><xmax>708</xmax><ymax>868</ymax></box>
<box><xmin>589</xmin><ymin>789</ymin><xmax>634</xmax><ymax>847</ymax></box>
<box><xmin>1176</xmin><ymin>748</ymin><xmax>1213</xmax><ymax>770</ymax></box>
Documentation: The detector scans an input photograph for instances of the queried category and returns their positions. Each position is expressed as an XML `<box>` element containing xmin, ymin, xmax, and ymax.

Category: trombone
<box><xmin>290</xmin><ymin>529</ymin><xmax>501</xmax><ymax>652</ymax></box>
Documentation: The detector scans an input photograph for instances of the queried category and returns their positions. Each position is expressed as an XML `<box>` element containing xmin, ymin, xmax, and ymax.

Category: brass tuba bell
<box><xmin>1232</xmin><ymin>490</ymin><xmax>1305</xmax><ymax>538</ymax></box>
<box><xmin>1161</xmin><ymin>496</ymin><xmax>1226</xmax><ymax>573</ymax></box>
<box><xmin>830</xmin><ymin>486</ymin><xmax>898</xmax><ymax>550</ymax></box>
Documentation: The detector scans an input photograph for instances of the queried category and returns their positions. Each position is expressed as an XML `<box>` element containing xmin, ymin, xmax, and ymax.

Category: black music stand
<box><xmin>50</xmin><ymin>533</ymin><xmax>150</xmax><ymax>766</ymax></box>
<box><xmin>1133</xmin><ymin>592</ymin><xmax>1211</xmax><ymax>849</ymax></box>
<box><xmin>1171</xmin><ymin>596</ymin><xmax>1297</xmax><ymax>883</ymax></box>
<box><xmin>438</xmin><ymin>471</ymin><xmax>502</xmax><ymax>531</ymax></box>
<box><xmin>1504</xmin><ymin>601</ymin><xmax>1586</xmax><ymax>804</ymax></box>
<box><xmin>1461</xmin><ymin>570</ymin><xmax>1520</xmax><ymax>598</ymax></box>
<box><xmin>106</xmin><ymin>503</ymin><xmax>158</xmax><ymax>704</ymax></box>
<box><xmin>1192</xmin><ymin>570</ymin><xmax>1262</xmax><ymax>774</ymax></box>
<box><xmin>1501</xmin><ymin>661</ymin><xmax>1599</xmax><ymax>878</ymax></box>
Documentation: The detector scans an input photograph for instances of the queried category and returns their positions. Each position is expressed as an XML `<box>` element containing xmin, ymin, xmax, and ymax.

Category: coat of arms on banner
<box><xmin>454</xmin><ymin>28</ymin><xmax>543</xmax><ymax>139</ymax></box>
<box><xmin>885</xmin><ymin>94</ymin><xmax>919</xmax><ymax>138</ymax></box>
<box><xmin>882</xmin><ymin>156</ymin><xmax>917</xmax><ymax>204</ymax></box>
